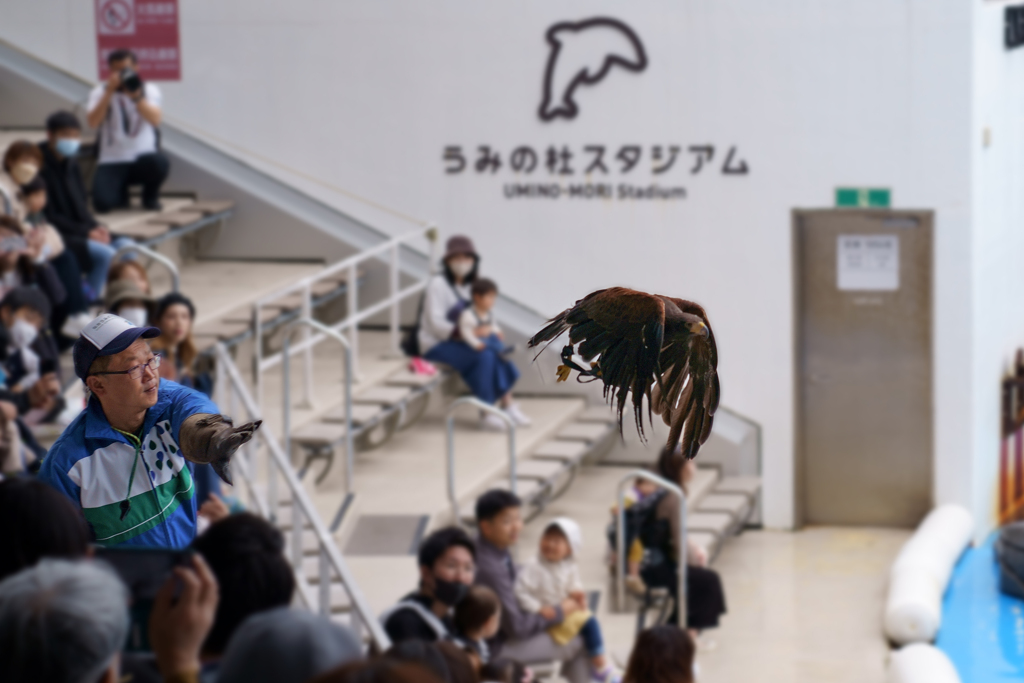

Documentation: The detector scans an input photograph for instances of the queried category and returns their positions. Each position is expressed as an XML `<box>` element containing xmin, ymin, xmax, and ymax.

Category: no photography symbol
<box><xmin>100</xmin><ymin>0</ymin><xmax>133</xmax><ymax>32</ymax></box>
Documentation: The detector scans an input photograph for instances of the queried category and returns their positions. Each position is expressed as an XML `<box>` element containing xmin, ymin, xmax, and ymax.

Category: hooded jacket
<box><xmin>38</xmin><ymin>379</ymin><xmax>217</xmax><ymax>548</ymax></box>
<box><xmin>514</xmin><ymin>517</ymin><xmax>586</xmax><ymax>613</ymax></box>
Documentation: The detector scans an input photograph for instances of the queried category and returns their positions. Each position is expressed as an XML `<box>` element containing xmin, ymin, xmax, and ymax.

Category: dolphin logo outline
<box><xmin>538</xmin><ymin>17</ymin><xmax>648</xmax><ymax>122</ymax></box>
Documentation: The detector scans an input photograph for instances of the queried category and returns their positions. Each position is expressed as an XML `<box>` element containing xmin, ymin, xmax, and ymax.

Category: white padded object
<box><xmin>883</xmin><ymin>504</ymin><xmax>973</xmax><ymax>645</ymax></box>
<box><xmin>887</xmin><ymin>643</ymin><xmax>961</xmax><ymax>683</ymax></box>
<box><xmin>884</xmin><ymin>568</ymin><xmax>942</xmax><ymax>644</ymax></box>
<box><xmin>891</xmin><ymin>505</ymin><xmax>974</xmax><ymax>587</ymax></box>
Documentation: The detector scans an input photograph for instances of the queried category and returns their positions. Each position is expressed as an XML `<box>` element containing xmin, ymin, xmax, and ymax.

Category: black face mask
<box><xmin>433</xmin><ymin>577</ymin><xmax>468</xmax><ymax>607</ymax></box>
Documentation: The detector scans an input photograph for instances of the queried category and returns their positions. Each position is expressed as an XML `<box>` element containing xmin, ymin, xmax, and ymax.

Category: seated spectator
<box><xmin>19</xmin><ymin>176</ymin><xmax>92</xmax><ymax>341</ymax></box>
<box><xmin>37</xmin><ymin>110</ymin><xmax>133</xmax><ymax>301</ymax></box>
<box><xmin>382</xmin><ymin>526</ymin><xmax>477</xmax><ymax>644</ymax></box>
<box><xmin>0</xmin><ymin>559</ymin><xmax>128</xmax><ymax>683</ymax></box>
<box><xmin>104</xmin><ymin>278</ymin><xmax>154</xmax><ymax>327</ymax></box>
<box><xmin>0</xmin><ymin>288</ymin><xmax>63</xmax><ymax>461</ymax></box>
<box><xmin>0</xmin><ymin>478</ymin><xmax>90</xmax><ymax>581</ymax></box>
<box><xmin>0</xmin><ymin>140</ymin><xmax>45</xmax><ymax>224</ymax></box>
<box><xmin>514</xmin><ymin>518</ymin><xmax>620</xmax><ymax>682</ymax></box>
<box><xmin>108</xmin><ymin>259</ymin><xmax>152</xmax><ymax>295</ymax></box>
<box><xmin>454</xmin><ymin>584</ymin><xmax>502</xmax><ymax>666</ymax></box>
<box><xmin>640</xmin><ymin>446</ymin><xmax>727</xmax><ymax>638</ymax></box>
<box><xmin>418</xmin><ymin>236</ymin><xmax>528</xmax><ymax>430</ymax></box>
<box><xmin>623</xmin><ymin>625</ymin><xmax>696</xmax><ymax>683</ymax></box>
<box><xmin>472</xmin><ymin>489</ymin><xmax>590</xmax><ymax>683</ymax></box>
<box><xmin>457</xmin><ymin>278</ymin><xmax>529</xmax><ymax>429</ymax></box>
<box><xmin>86</xmin><ymin>49</ymin><xmax>170</xmax><ymax>213</ymax></box>
<box><xmin>152</xmin><ymin>292</ymin><xmax>212</xmax><ymax>396</ymax></box>
<box><xmin>189</xmin><ymin>513</ymin><xmax>296</xmax><ymax>678</ymax></box>
<box><xmin>215</xmin><ymin>607</ymin><xmax>363</xmax><ymax>683</ymax></box>
<box><xmin>609</xmin><ymin>476</ymin><xmax>667</xmax><ymax>596</ymax></box>
<box><xmin>0</xmin><ymin>215</ymin><xmax>67</xmax><ymax>314</ymax></box>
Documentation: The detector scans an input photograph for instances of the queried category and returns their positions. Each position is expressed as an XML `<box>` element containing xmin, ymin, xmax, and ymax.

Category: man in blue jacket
<box><xmin>39</xmin><ymin>314</ymin><xmax>259</xmax><ymax>548</ymax></box>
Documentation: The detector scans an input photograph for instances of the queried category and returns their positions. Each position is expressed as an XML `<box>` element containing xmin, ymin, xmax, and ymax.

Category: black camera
<box><xmin>119</xmin><ymin>67</ymin><xmax>143</xmax><ymax>93</ymax></box>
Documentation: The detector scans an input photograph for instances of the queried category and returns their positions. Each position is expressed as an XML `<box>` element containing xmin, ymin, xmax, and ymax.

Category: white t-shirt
<box><xmin>87</xmin><ymin>81</ymin><xmax>163</xmax><ymax>164</ymax></box>
<box><xmin>417</xmin><ymin>275</ymin><xmax>471</xmax><ymax>354</ymax></box>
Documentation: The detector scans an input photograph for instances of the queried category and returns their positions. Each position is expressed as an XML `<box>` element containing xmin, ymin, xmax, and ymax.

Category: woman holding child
<box><xmin>418</xmin><ymin>235</ymin><xmax>530</xmax><ymax>430</ymax></box>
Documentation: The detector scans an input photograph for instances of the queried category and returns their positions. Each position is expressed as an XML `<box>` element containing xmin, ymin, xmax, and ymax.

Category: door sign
<box><xmin>837</xmin><ymin>234</ymin><xmax>899</xmax><ymax>291</ymax></box>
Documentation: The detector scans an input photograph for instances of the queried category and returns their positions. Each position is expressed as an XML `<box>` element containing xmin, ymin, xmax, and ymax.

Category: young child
<box><xmin>614</xmin><ymin>477</ymin><xmax>661</xmax><ymax>595</ymax></box>
<box><xmin>457</xmin><ymin>278</ymin><xmax>530</xmax><ymax>427</ymax></box>
<box><xmin>453</xmin><ymin>584</ymin><xmax>502</xmax><ymax>666</ymax></box>
<box><xmin>515</xmin><ymin>518</ymin><xmax>621</xmax><ymax>683</ymax></box>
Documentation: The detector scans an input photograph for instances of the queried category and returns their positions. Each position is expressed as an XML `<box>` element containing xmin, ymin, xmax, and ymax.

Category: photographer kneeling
<box><xmin>86</xmin><ymin>49</ymin><xmax>170</xmax><ymax>213</ymax></box>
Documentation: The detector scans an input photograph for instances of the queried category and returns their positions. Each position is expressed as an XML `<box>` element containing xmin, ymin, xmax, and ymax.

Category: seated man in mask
<box><xmin>382</xmin><ymin>526</ymin><xmax>477</xmax><ymax>643</ymax></box>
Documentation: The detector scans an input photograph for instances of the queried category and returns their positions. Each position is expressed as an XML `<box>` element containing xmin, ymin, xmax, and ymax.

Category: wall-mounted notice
<box><xmin>837</xmin><ymin>234</ymin><xmax>899</xmax><ymax>291</ymax></box>
<box><xmin>96</xmin><ymin>0</ymin><xmax>180</xmax><ymax>81</ymax></box>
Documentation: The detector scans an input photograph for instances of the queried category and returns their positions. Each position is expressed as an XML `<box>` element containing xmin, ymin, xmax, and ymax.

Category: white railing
<box><xmin>254</xmin><ymin>227</ymin><xmax>438</xmax><ymax>410</ymax></box>
<box><xmin>446</xmin><ymin>397</ymin><xmax>517</xmax><ymax>524</ymax></box>
<box><xmin>615</xmin><ymin>470</ymin><xmax>687</xmax><ymax>628</ymax></box>
<box><xmin>114</xmin><ymin>243</ymin><xmax>180</xmax><ymax>292</ymax></box>
<box><xmin>212</xmin><ymin>343</ymin><xmax>390</xmax><ymax>651</ymax></box>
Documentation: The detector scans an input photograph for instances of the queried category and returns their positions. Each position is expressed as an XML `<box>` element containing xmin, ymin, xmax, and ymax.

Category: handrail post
<box><xmin>347</xmin><ymin>263</ymin><xmax>360</xmax><ymax>381</ymax></box>
<box><xmin>283</xmin><ymin>318</ymin><xmax>355</xmax><ymax>498</ymax></box>
<box><xmin>389</xmin><ymin>242</ymin><xmax>400</xmax><ymax>355</ymax></box>
<box><xmin>615</xmin><ymin>470</ymin><xmax>687</xmax><ymax>628</ymax></box>
<box><xmin>301</xmin><ymin>282</ymin><xmax>314</xmax><ymax>408</ymax></box>
<box><xmin>113</xmin><ymin>243</ymin><xmax>180</xmax><ymax>292</ymax></box>
<box><xmin>446</xmin><ymin>396</ymin><xmax>516</xmax><ymax>524</ymax></box>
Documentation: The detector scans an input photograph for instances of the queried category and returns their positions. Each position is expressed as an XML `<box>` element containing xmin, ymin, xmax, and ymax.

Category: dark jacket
<box><xmin>37</xmin><ymin>142</ymin><xmax>97</xmax><ymax>272</ymax></box>
<box><xmin>383</xmin><ymin>591</ymin><xmax>454</xmax><ymax>644</ymax></box>
<box><xmin>473</xmin><ymin>536</ymin><xmax>562</xmax><ymax>654</ymax></box>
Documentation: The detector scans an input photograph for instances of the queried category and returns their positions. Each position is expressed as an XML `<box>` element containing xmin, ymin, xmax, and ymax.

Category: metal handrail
<box><xmin>282</xmin><ymin>318</ymin><xmax>355</xmax><ymax>498</ymax></box>
<box><xmin>616</xmin><ymin>470</ymin><xmax>687</xmax><ymax>628</ymax></box>
<box><xmin>255</xmin><ymin>226</ymin><xmax>438</xmax><ymax>409</ymax></box>
<box><xmin>446</xmin><ymin>397</ymin><xmax>516</xmax><ymax>524</ymax></box>
<box><xmin>212</xmin><ymin>342</ymin><xmax>391</xmax><ymax>651</ymax></box>
<box><xmin>113</xmin><ymin>243</ymin><xmax>180</xmax><ymax>292</ymax></box>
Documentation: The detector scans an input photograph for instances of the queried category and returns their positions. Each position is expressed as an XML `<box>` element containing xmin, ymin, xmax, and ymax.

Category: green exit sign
<box><xmin>835</xmin><ymin>187</ymin><xmax>891</xmax><ymax>208</ymax></box>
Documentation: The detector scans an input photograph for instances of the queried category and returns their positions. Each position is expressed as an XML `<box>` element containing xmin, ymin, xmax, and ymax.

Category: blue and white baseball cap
<box><xmin>73</xmin><ymin>313</ymin><xmax>161</xmax><ymax>380</ymax></box>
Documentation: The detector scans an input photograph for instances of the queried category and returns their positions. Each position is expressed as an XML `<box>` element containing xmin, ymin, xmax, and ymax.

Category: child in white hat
<box><xmin>514</xmin><ymin>517</ymin><xmax>621</xmax><ymax>683</ymax></box>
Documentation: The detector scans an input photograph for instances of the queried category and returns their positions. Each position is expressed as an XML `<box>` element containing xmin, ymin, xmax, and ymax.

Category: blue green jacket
<box><xmin>39</xmin><ymin>380</ymin><xmax>218</xmax><ymax>549</ymax></box>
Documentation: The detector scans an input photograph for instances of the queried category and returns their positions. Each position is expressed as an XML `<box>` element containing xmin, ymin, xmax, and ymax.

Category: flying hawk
<box><xmin>528</xmin><ymin>288</ymin><xmax>720</xmax><ymax>460</ymax></box>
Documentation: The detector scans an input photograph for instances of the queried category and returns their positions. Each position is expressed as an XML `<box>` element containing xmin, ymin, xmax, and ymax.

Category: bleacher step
<box><xmin>322</xmin><ymin>404</ymin><xmax>387</xmax><ymax>425</ymax></box>
<box><xmin>686</xmin><ymin>467</ymin><xmax>719</xmax><ymax>512</ymax></box>
<box><xmin>490</xmin><ymin>478</ymin><xmax>548</xmax><ymax>505</ymax></box>
<box><xmin>514</xmin><ymin>459</ymin><xmax>568</xmax><ymax>481</ymax></box>
<box><xmin>274</xmin><ymin>504</ymin><xmax>314</xmax><ymax>530</ymax></box>
<box><xmin>697</xmin><ymin>493</ymin><xmax>752</xmax><ymax>523</ymax></box>
<box><xmin>386</xmin><ymin>371</ymin><xmax>440</xmax><ymax>388</ymax></box>
<box><xmin>532</xmin><ymin>439</ymin><xmax>589</xmax><ymax>464</ymax></box>
<box><xmin>556</xmin><ymin>422</ymin><xmax>613</xmax><ymax>443</ymax></box>
<box><xmin>354</xmin><ymin>386</ymin><xmax>412</xmax><ymax>405</ymax></box>
<box><xmin>291</xmin><ymin>422</ymin><xmax>350</xmax><ymax>445</ymax></box>
<box><xmin>716</xmin><ymin>476</ymin><xmax>762</xmax><ymax>498</ymax></box>
<box><xmin>686</xmin><ymin>512</ymin><xmax>734</xmax><ymax>537</ymax></box>
<box><xmin>577</xmin><ymin>405</ymin><xmax>616</xmax><ymax>422</ymax></box>
<box><xmin>180</xmin><ymin>199</ymin><xmax>235</xmax><ymax>215</ymax></box>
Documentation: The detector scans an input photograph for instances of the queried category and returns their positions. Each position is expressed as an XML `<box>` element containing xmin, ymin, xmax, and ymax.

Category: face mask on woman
<box><xmin>10</xmin><ymin>162</ymin><xmax>38</xmax><ymax>186</ymax></box>
<box><xmin>448</xmin><ymin>259</ymin><xmax>473</xmax><ymax>279</ymax></box>
<box><xmin>119</xmin><ymin>306</ymin><xmax>148</xmax><ymax>328</ymax></box>
<box><xmin>10</xmin><ymin>317</ymin><xmax>38</xmax><ymax>350</ymax></box>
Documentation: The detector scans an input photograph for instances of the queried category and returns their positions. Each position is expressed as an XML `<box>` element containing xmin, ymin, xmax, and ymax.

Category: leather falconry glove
<box><xmin>178</xmin><ymin>414</ymin><xmax>262</xmax><ymax>486</ymax></box>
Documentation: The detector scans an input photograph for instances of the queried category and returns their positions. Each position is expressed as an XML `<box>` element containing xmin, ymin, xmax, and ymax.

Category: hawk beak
<box><xmin>689</xmin><ymin>321</ymin><xmax>709</xmax><ymax>338</ymax></box>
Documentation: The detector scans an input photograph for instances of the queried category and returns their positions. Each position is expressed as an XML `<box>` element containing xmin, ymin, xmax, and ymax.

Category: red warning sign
<box><xmin>96</xmin><ymin>0</ymin><xmax>180</xmax><ymax>81</ymax></box>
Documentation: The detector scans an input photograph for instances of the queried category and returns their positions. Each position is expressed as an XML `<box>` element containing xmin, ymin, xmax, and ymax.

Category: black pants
<box><xmin>49</xmin><ymin>250</ymin><xmax>88</xmax><ymax>348</ymax></box>
<box><xmin>642</xmin><ymin>561</ymin><xmax>727</xmax><ymax>630</ymax></box>
<box><xmin>92</xmin><ymin>151</ymin><xmax>170</xmax><ymax>212</ymax></box>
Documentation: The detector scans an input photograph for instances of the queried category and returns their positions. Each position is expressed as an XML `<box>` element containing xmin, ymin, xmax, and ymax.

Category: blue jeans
<box><xmin>424</xmin><ymin>334</ymin><xmax>519</xmax><ymax>404</ymax></box>
<box><xmin>86</xmin><ymin>236</ymin><xmax>135</xmax><ymax>297</ymax></box>
<box><xmin>579</xmin><ymin>617</ymin><xmax>605</xmax><ymax>657</ymax></box>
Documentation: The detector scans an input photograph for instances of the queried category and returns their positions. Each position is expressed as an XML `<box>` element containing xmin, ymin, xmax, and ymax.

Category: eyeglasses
<box><xmin>91</xmin><ymin>354</ymin><xmax>161</xmax><ymax>380</ymax></box>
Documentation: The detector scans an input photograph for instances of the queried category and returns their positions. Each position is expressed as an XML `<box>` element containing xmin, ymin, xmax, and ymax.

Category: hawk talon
<box><xmin>555</xmin><ymin>364</ymin><xmax>572</xmax><ymax>382</ymax></box>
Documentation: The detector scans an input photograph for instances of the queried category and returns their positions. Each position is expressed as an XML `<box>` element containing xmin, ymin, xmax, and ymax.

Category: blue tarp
<box><xmin>936</xmin><ymin>534</ymin><xmax>1024</xmax><ymax>682</ymax></box>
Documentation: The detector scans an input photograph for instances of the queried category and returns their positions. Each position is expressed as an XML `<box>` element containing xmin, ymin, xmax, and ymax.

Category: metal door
<box><xmin>794</xmin><ymin>210</ymin><xmax>933</xmax><ymax>527</ymax></box>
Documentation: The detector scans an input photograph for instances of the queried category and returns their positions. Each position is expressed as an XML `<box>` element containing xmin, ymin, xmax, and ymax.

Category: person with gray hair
<box><xmin>0</xmin><ymin>559</ymin><xmax>129</xmax><ymax>683</ymax></box>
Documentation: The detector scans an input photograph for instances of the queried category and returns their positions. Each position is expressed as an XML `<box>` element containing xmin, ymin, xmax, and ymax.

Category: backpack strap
<box><xmin>379</xmin><ymin>600</ymin><xmax>451</xmax><ymax>641</ymax></box>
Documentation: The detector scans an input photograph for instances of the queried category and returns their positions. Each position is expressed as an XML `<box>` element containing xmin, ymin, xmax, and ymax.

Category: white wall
<box><xmin>0</xmin><ymin>0</ymin><xmax>981</xmax><ymax>530</ymax></box>
<box><xmin>969</xmin><ymin>2</ymin><xmax>1024</xmax><ymax>539</ymax></box>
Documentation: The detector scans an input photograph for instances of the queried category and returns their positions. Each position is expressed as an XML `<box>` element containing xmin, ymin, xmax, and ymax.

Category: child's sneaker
<box><xmin>481</xmin><ymin>412</ymin><xmax>508</xmax><ymax>431</ymax></box>
<box><xmin>625</xmin><ymin>574</ymin><xmax>647</xmax><ymax>596</ymax></box>
<box><xmin>592</xmin><ymin>665</ymin><xmax>622</xmax><ymax>683</ymax></box>
<box><xmin>504</xmin><ymin>402</ymin><xmax>532</xmax><ymax>427</ymax></box>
